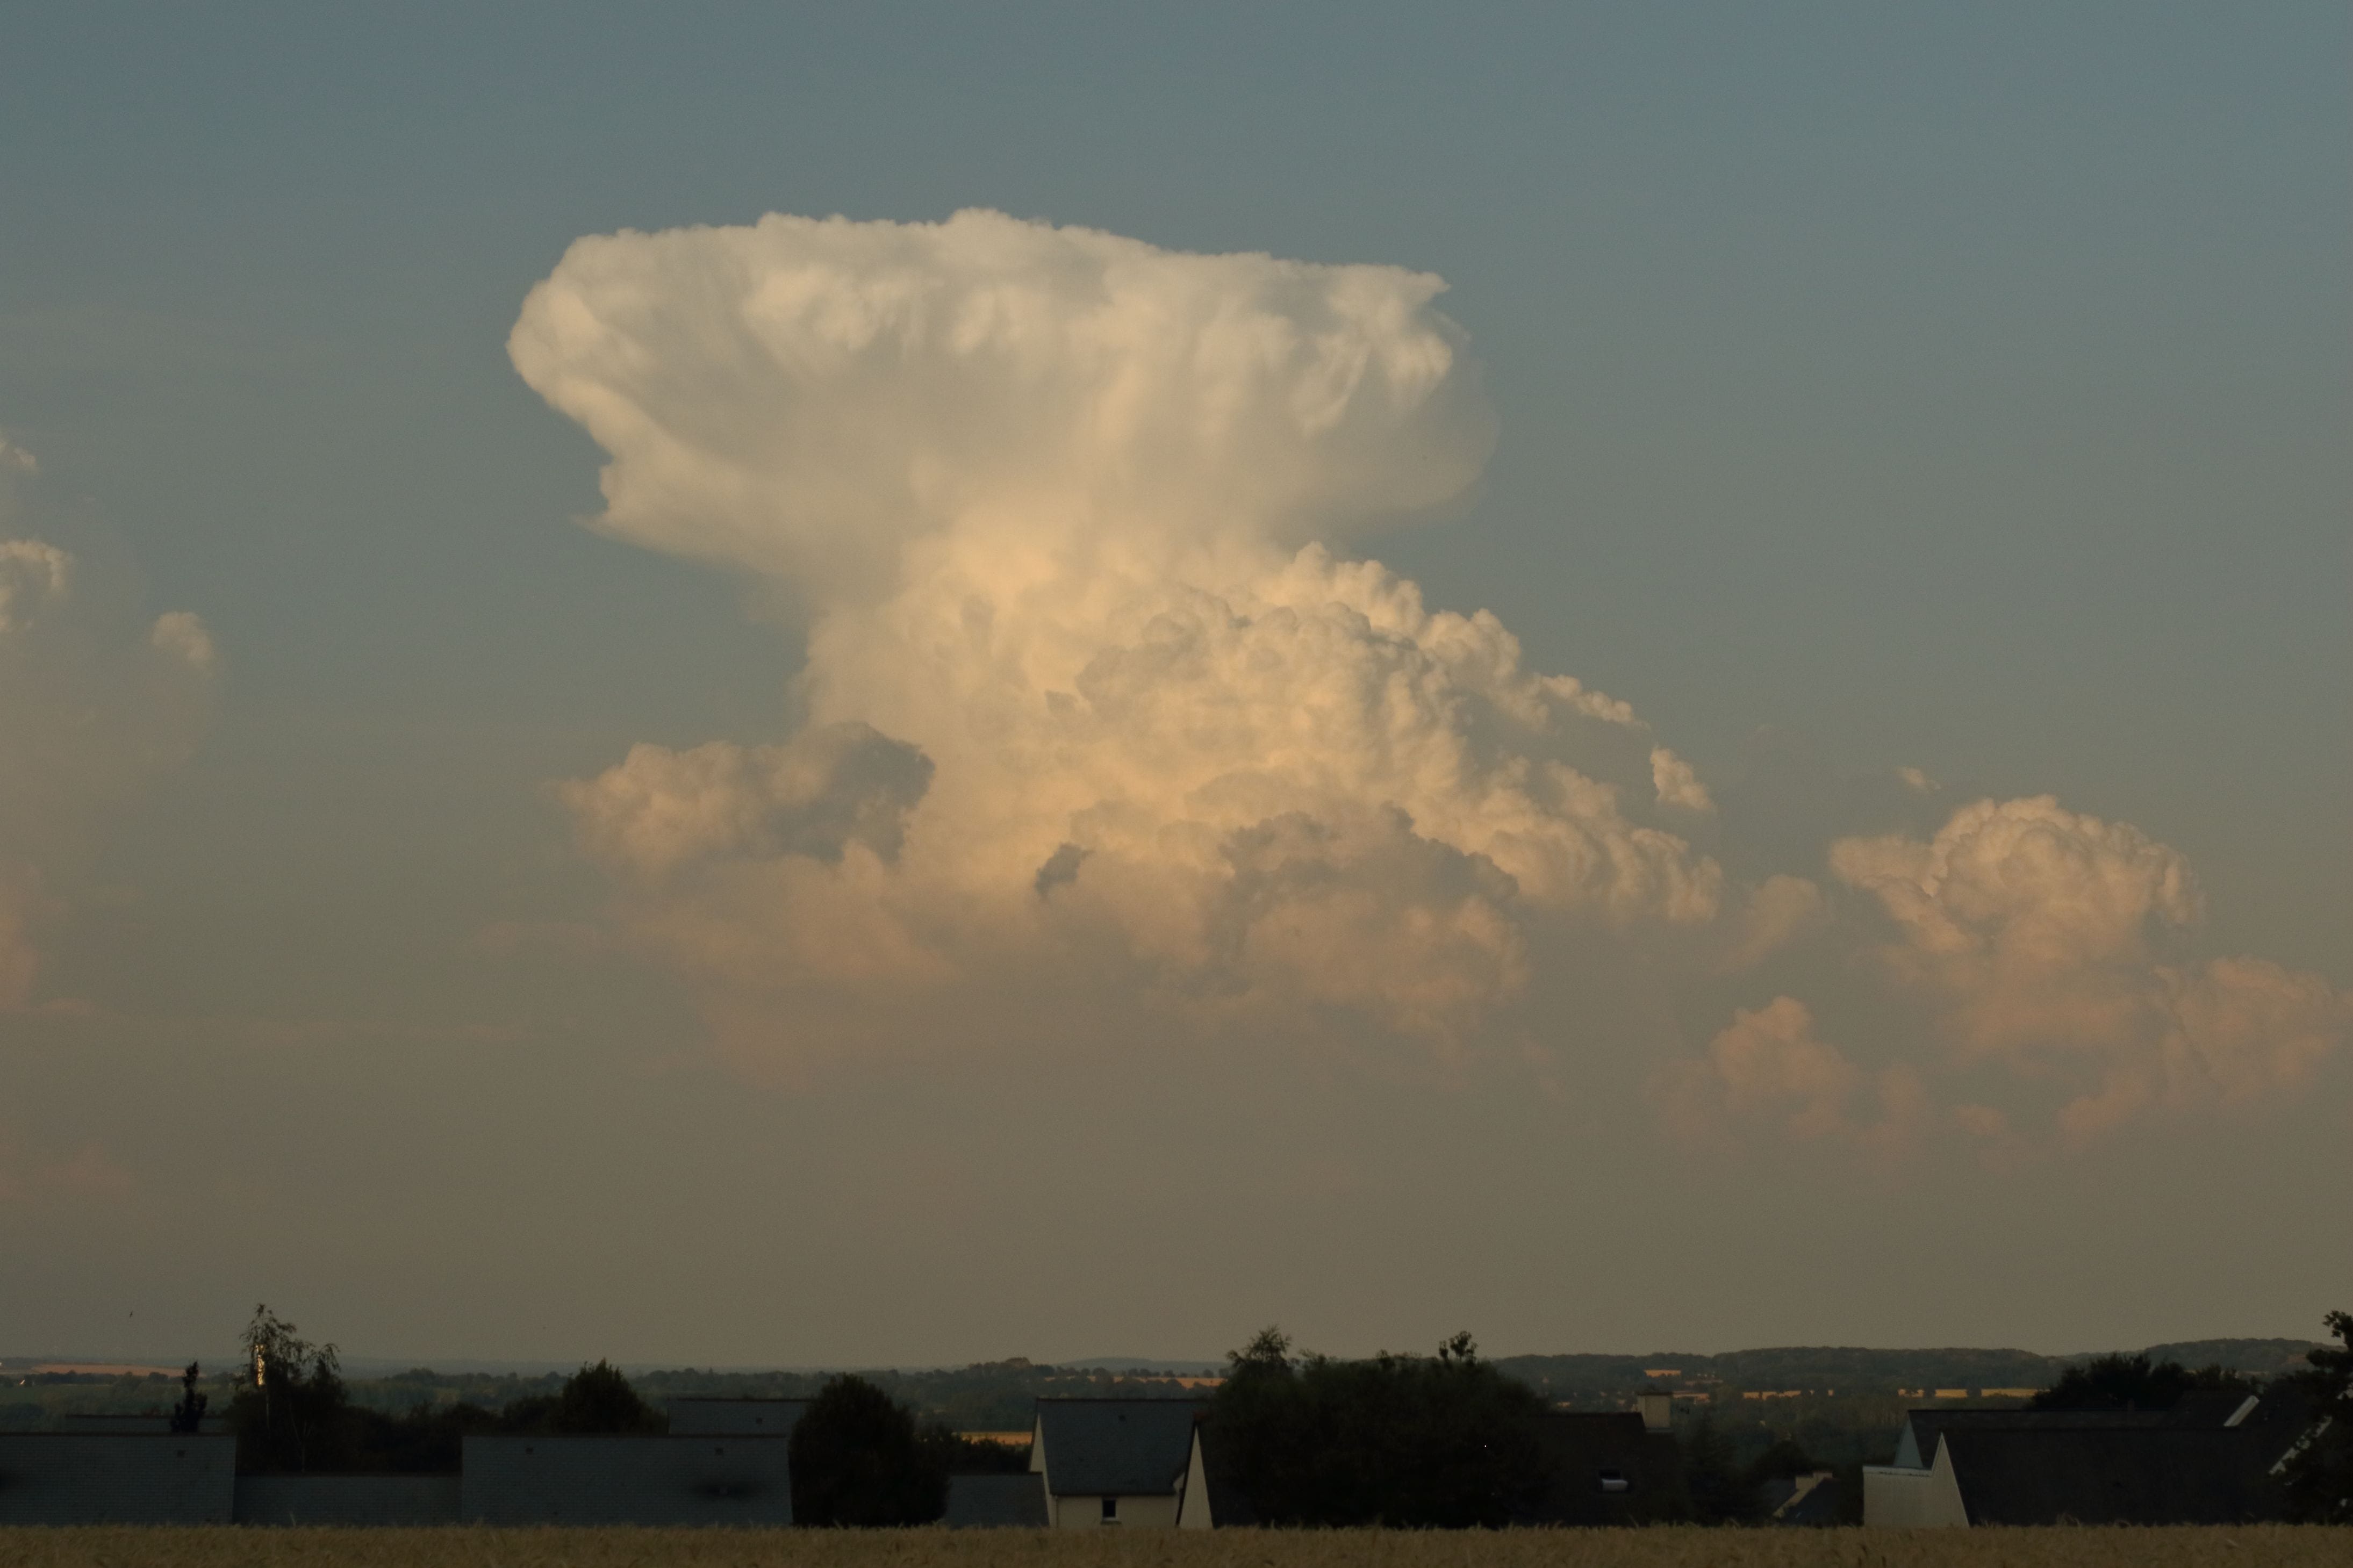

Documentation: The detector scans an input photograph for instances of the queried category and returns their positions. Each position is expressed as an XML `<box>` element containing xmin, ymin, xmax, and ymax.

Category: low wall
<box><xmin>460</xmin><ymin>1435</ymin><xmax>793</xmax><ymax>1525</ymax></box>
<box><xmin>234</xmin><ymin>1475</ymin><xmax>462</xmax><ymax>1525</ymax></box>
<box><xmin>0</xmin><ymin>1434</ymin><xmax>236</xmax><ymax>1524</ymax></box>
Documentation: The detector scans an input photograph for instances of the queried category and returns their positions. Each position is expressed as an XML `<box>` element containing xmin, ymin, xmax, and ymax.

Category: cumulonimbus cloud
<box><xmin>0</xmin><ymin>446</ymin><xmax>217</xmax><ymax>1008</ymax></box>
<box><xmin>519</xmin><ymin>211</ymin><xmax>1723</xmax><ymax>1048</ymax></box>
<box><xmin>515</xmin><ymin>212</ymin><xmax>2344</xmax><ymax>1138</ymax></box>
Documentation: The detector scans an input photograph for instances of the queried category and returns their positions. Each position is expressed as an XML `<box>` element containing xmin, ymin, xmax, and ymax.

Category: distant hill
<box><xmin>1493</xmin><ymin>1339</ymin><xmax>2326</xmax><ymax>1398</ymax></box>
<box><xmin>2134</xmin><ymin>1339</ymin><xmax>2324</xmax><ymax>1378</ymax></box>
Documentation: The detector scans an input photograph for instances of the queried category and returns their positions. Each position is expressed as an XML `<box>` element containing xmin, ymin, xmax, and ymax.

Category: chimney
<box><xmin>1638</xmin><ymin>1392</ymin><xmax>1674</xmax><ymax>1432</ymax></box>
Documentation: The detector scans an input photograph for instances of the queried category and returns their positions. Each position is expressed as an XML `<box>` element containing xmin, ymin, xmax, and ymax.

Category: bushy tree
<box><xmin>1742</xmin><ymin>1437</ymin><xmax>1823</xmax><ymax>1489</ymax></box>
<box><xmin>228</xmin><ymin>1305</ymin><xmax>354</xmax><ymax>1473</ymax></box>
<box><xmin>2029</xmin><ymin>1353</ymin><xmax>2250</xmax><ymax>1412</ymax></box>
<box><xmin>551</xmin><ymin>1359</ymin><xmax>665</xmax><ymax>1433</ymax></box>
<box><xmin>789</xmin><ymin>1374</ymin><xmax>948</xmax><ymax>1526</ymax></box>
<box><xmin>1208</xmin><ymin>1327</ymin><xmax>1552</xmax><ymax>1527</ymax></box>
<box><xmin>2282</xmin><ymin>1311</ymin><xmax>2352</xmax><ymax>1523</ymax></box>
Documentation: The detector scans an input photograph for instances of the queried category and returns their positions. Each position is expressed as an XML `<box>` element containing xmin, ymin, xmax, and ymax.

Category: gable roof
<box><xmin>1941</xmin><ymin>1426</ymin><xmax>2290</xmax><ymax>1526</ymax></box>
<box><xmin>1034</xmin><ymin>1398</ymin><xmax>1201</xmax><ymax>1498</ymax></box>
<box><xmin>1895</xmin><ymin>1387</ymin><xmax>2316</xmax><ymax>1469</ymax></box>
<box><xmin>1893</xmin><ymin>1407</ymin><xmax>2158</xmax><ymax>1468</ymax></box>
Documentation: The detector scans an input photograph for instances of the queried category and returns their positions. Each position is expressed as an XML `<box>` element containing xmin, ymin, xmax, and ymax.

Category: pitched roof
<box><xmin>943</xmin><ymin>1473</ymin><xmax>1049</xmax><ymax>1528</ymax></box>
<box><xmin>1896</xmin><ymin>1386</ymin><xmax>2316</xmax><ymax>1469</ymax></box>
<box><xmin>1895</xmin><ymin>1407</ymin><xmax>2160</xmax><ymax>1468</ymax></box>
<box><xmin>1034</xmin><ymin>1399</ymin><xmax>1201</xmax><ymax>1497</ymax></box>
<box><xmin>1941</xmin><ymin>1426</ymin><xmax>2291</xmax><ymax>1526</ymax></box>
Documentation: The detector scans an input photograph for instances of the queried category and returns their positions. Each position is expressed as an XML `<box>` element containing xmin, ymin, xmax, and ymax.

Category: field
<box><xmin>2</xmin><ymin>1529</ymin><xmax>2345</xmax><ymax>1568</ymax></box>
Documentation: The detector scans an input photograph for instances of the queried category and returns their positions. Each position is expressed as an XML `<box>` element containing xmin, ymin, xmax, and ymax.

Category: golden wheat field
<box><xmin>2</xmin><ymin>1528</ymin><xmax>2346</xmax><ymax>1568</ymax></box>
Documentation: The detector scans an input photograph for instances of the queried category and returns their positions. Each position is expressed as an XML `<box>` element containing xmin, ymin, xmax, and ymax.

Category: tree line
<box><xmin>210</xmin><ymin>1302</ymin><xmax>2353</xmax><ymax>1527</ymax></box>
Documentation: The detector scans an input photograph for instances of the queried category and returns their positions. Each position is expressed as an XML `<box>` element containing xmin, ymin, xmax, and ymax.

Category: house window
<box><xmin>1101</xmin><ymin>1497</ymin><xmax>1119</xmax><ymax>1523</ymax></box>
<box><xmin>1597</xmin><ymin>1469</ymin><xmax>1630</xmax><ymax>1493</ymax></box>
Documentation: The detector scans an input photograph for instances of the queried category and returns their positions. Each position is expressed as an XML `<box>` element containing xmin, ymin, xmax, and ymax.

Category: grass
<box><xmin>1</xmin><ymin>1528</ymin><xmax>2346</xmax><ymax>1567</ymax></box>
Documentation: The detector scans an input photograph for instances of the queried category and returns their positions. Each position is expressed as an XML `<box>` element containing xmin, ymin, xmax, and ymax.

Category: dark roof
<box><xmin>1943</xmin><ymin>1427</ymin><xmax>2291</xmax><ymax>1526</ymax></box>
<box><xmin>1523</xmin><ymin>1412</ymin><xmax>1682</xmax><ymax>1525</ymax></box>
<box><xmin>1034</xmin><ymin>1399</ymin><xmax>1201</xmax><ymax>1497</ymax></box>
<box><xmin>1896</xmin><ymin>1407</ymin><xmax>2160</xmax><ymax>1468</ymax></box>
<box><xmin>942</xmin><ymin>1473</ymin><xmax>1049</xmax><ymax>1528</ymax></box>
<box><xmin>2161</xmin><ymin>1389</ymin><xmax>2262</xmax><ymax>1429</ymax></box>
<box><xmin>1898</xmin><ymin>1386</ymin><xmax>2315</xmax><ymax>1469</ymax></box>
<box><xmin>1761</xmin><ymin>1472</ymin><xmax>1843</xmax><ymax>1527</ymax></box>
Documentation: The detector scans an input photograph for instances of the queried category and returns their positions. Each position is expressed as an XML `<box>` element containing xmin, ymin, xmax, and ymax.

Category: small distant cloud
<box><xmin>0</xmin><ymin>461</ymin><xmax>219</xmax><ymax>1013</ymax></box>
<box><xmin>1653</xmin><ymin>996</ymin><xmax>1929</xmax><ymax>1160</ymax></box>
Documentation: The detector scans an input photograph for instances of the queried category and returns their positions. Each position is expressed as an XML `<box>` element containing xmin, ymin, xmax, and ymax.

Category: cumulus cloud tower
<box><xmin>521</xmin><ymin>212</ymin><xmax>1724</xmax><ymax>1050</ymax></box>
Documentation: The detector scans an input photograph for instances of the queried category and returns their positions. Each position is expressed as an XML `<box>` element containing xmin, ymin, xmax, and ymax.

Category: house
<box><xmin>1173</xmin><ymin>1419</ymin><xmax>1254</xmax><ymax>1528</ymax></box>
<box><xmin>60</xmin><ymin>1413</ymin><xmax>229</xmax><ymax>1435</ymax></box>
<box><xmin>1029</xmin><ymin>1397</ymin><xmax>1202</xmax><ymax>1527</ymax></box>
<box><xmin>1522</xmin><ymin>1409</ymin><xmax>1683</xmax><ymax>1524</ymax></box>
<box><xmin>1760</xmin><ymin>1470</ymin><xmax>1841</xmax><ymax>1526</ymax></box>
<box><xmin>459</xmin><ymin>1434</ymin><xmax>797</xmax><ymax>1524</ymax></box>
<box><xmin>0</xmin><ymin>1433</ymin><xmax>236</xmax><ymax>1524</ymax></box>
<box><xmin>1864</xmin><ymin>1387</ymin><xmax>2314</xmax><ymax>1527</ymax></box>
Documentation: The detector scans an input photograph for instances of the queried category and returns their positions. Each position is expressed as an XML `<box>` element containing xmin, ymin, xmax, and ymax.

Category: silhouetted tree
<box><xmin>1742</xmin><ymin>1437</ymin><xmax>1823</xmax><ymax>1490</ymax></box>
<box><xmin>789</xmin><ymin>1374</ymin><xmax>947</xmax><ymax>1526</ymax></box>
<box><xmin>551</xmin><ymin>1360</ymin><xmax>665</xmax><ymax>1433</ymax></box>
<box><xmin>2282</xmin><ymin>1311</ymin><xmax>2352</xmax><ymax>1523</ymax></box>
<box><xmin>2029</xmin><ymin>1353</ymin><xmax>2250</xmax><ymax>1412</ymax></box>
<box><xmin>1208</xmin><ymin>1327</ymin><xmax>1552</xmax><ymax>1527</ymax></box>
<box><xmin>167</xmin><ymin>1361</ymin><xmax>208</xmax><ymax>1435</ymax></box>
<box><xmin>228</xmin><ymin>1305</ymin><xmax>354</xmax><ymax>1473</ymax></box>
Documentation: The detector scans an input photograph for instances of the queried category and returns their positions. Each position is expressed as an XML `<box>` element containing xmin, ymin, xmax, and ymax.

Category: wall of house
<box><xmin>1177</xmin><ymin>1432</ymin><xmax>1211</xmax><ymax>1528</ymax></box>
<box><xmin>1050</xmin><ymin>1492</ymin><xmax>1180</xmax><ymax>1528</ymax></box>
<box><xmin>460</xmin><ymin>1435</ymin><xmax>794</xmax><ymax>1524</ymax></box>
<box><xmin>233</xmin><ymin>1475</ymin><xmax>461</xmax><ymax>1526</ymax></box>
<box><xmin>1863</xmin><ymin>1447</ymin><xmax>1969</xmax><ymax>1528</ymax></box>
<box><xmin>0</xmin><ymin>1434</ymin><xmax>235</xmax><ymax>1524</ymax></box>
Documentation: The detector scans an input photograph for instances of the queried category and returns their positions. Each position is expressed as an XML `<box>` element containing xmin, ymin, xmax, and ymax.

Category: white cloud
<box><xmin>515</xmin><ymin>212</ymin><xmax>2342</xmax><ymax>1141</ymax></box>
<box><xmin>1653</xmin><ymin>995</ymin><xmax>1927</xmax><ymax>1157</ymax></box>
<box><xmin>521</xmin><ymin>212</ymin><xmax>1726</xmax><ymax>1049</ymax></box>
<box><xmin>1831</xmin><ymin>795</ymin><xmax>2348</xmax><ymax>1139</ymax></box>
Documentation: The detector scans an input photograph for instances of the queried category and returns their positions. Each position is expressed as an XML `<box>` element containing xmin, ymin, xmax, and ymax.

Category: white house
<box><xmin>1029</xmin><ymin>1397</ymin><xmax>1202</xmax><ymax>1528</ymax></box>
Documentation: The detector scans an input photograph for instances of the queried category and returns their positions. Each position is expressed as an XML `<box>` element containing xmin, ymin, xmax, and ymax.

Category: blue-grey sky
<box><xmin>1</xmin><ymin>3</ymin><xmax>2345</xmax><ymax>1368</ymax></box>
